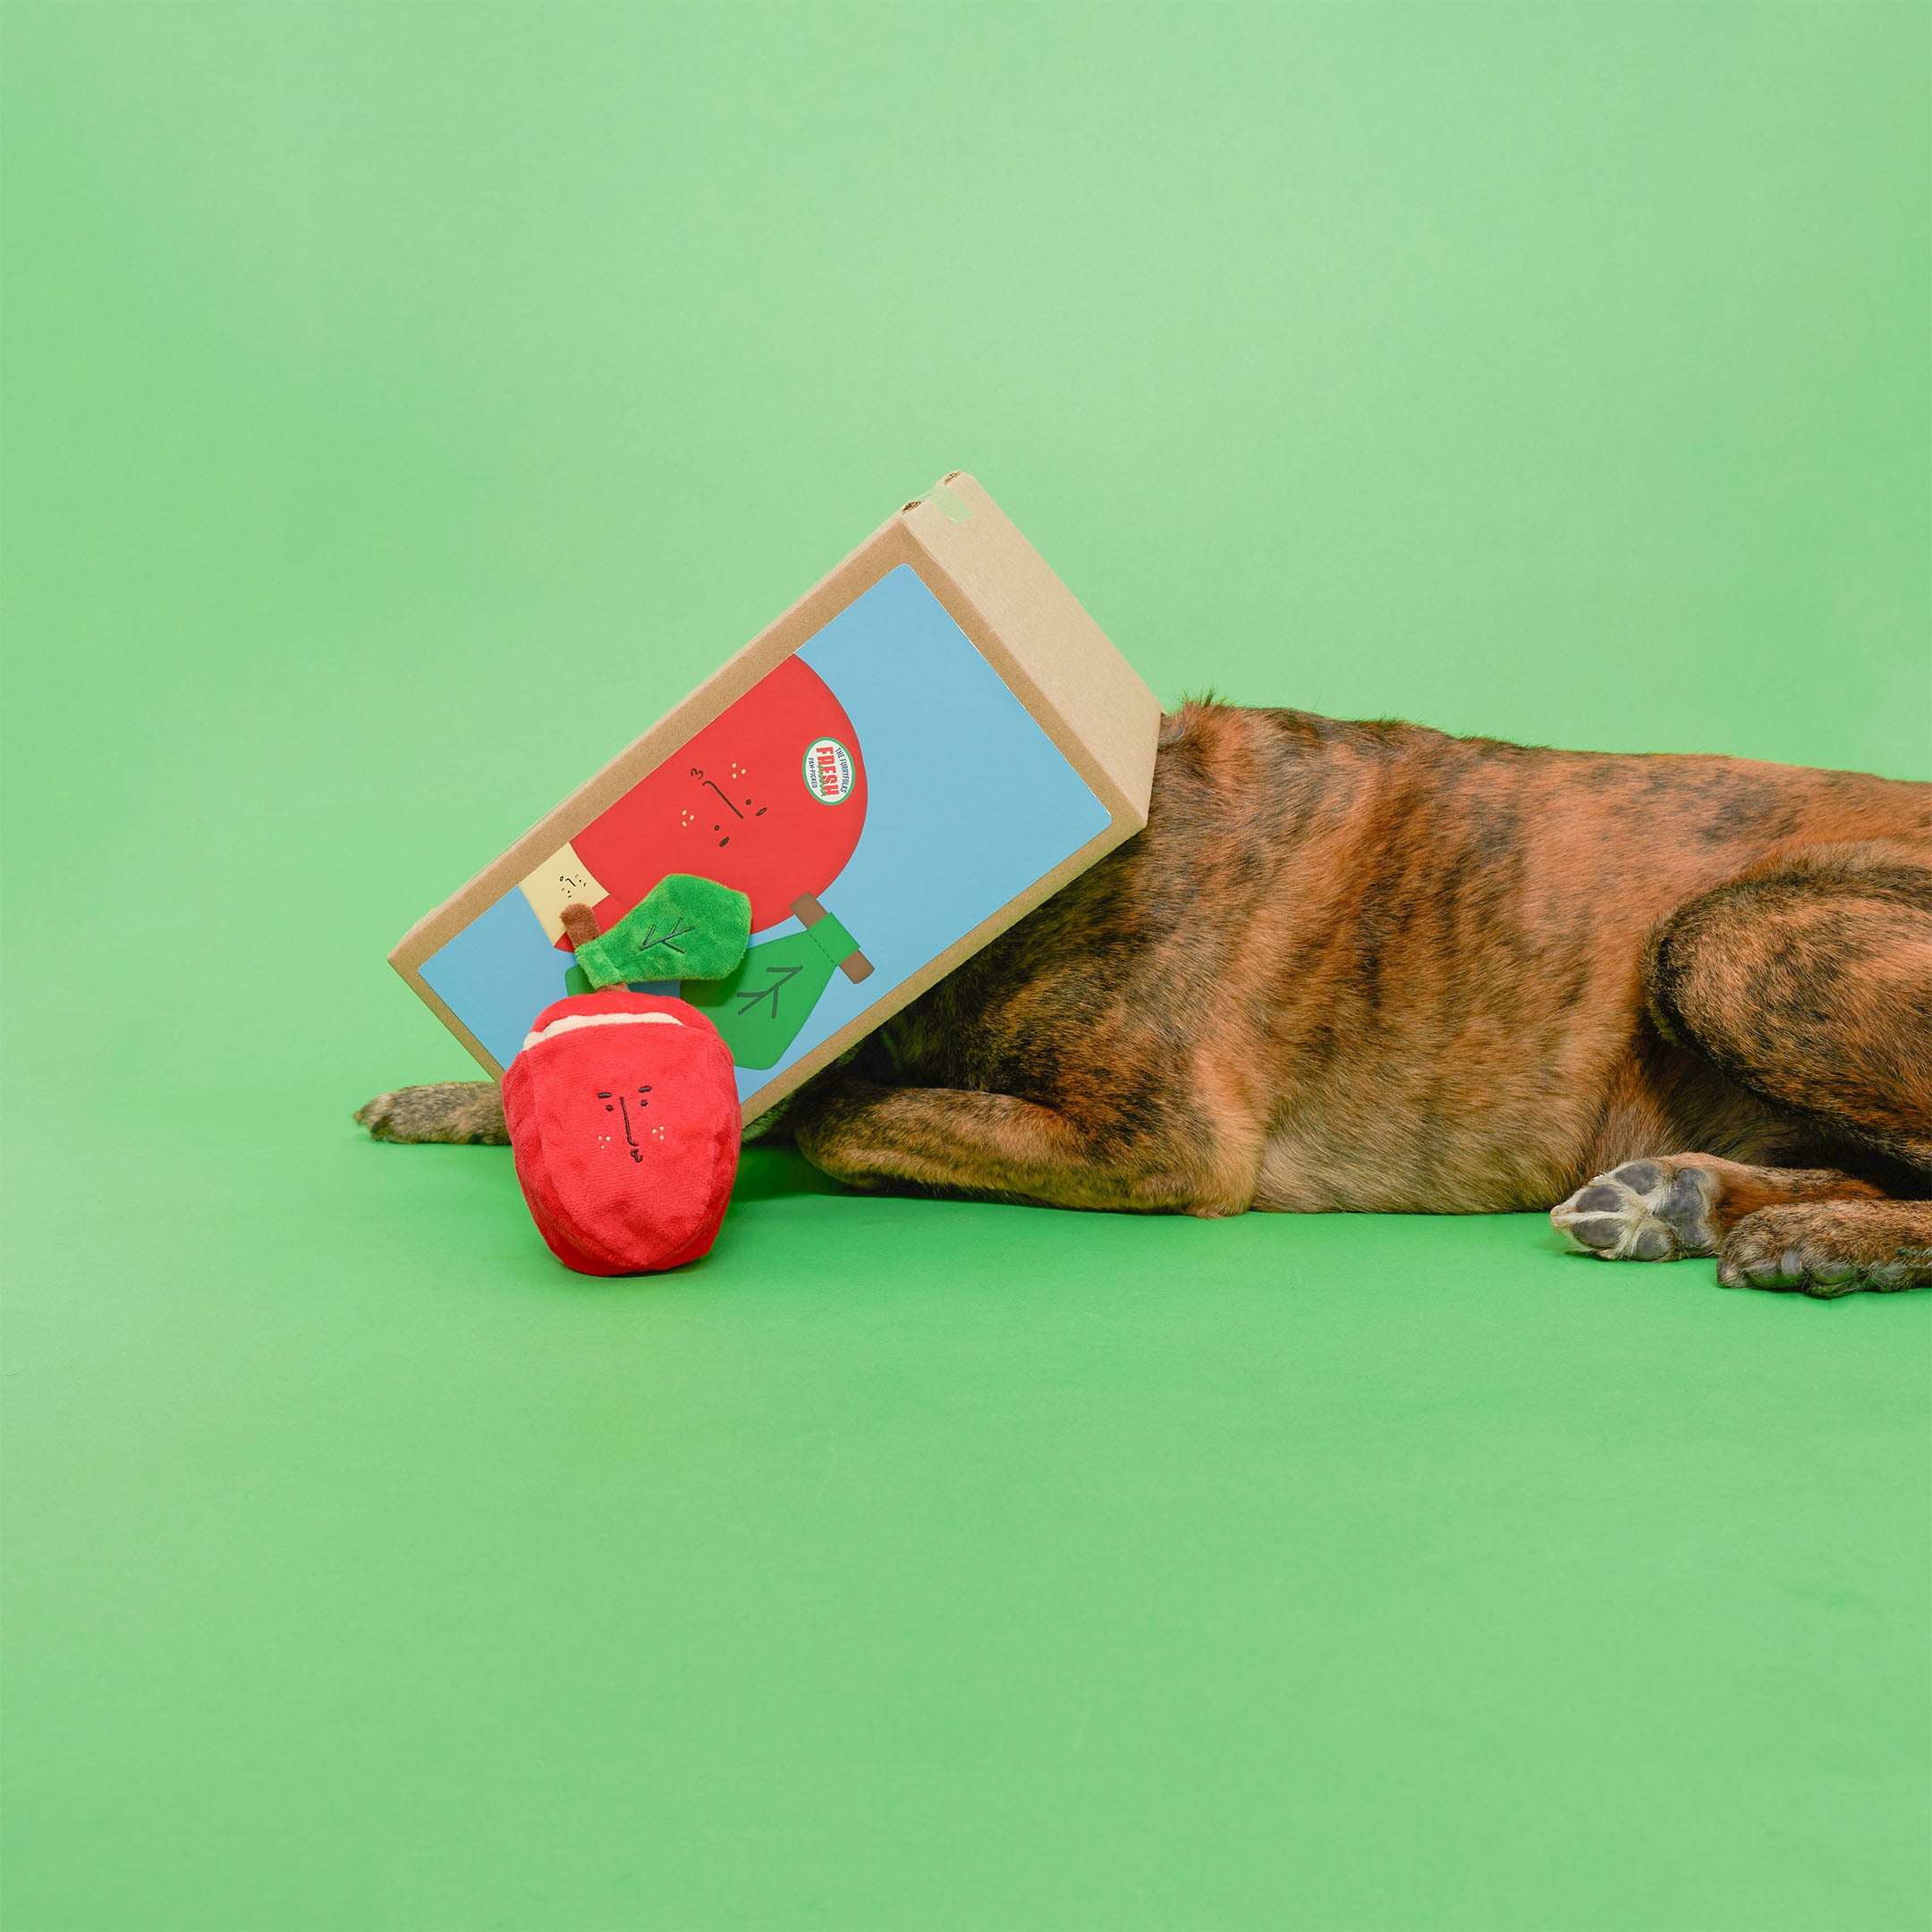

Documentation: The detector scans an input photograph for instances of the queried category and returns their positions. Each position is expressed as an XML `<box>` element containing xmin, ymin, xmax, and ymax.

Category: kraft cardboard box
<box><xmin>391</xmin><ymin>472</ymin><xmax>1161</xmax><ymax>1120</ymax></box>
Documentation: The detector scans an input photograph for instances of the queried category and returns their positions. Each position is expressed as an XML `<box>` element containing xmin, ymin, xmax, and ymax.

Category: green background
<box><xmin>4</xmin><ymin>4</ymin><xmax>1928</xmax><ymax>1928</ymax></box>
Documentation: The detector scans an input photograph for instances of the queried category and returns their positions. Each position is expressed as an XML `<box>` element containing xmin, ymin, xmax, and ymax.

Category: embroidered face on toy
<box><xmin>595</xmin><ymin>1080</ymin><xmax>657</xmax><ymax>1163</ymax></box>
<box><xmin>571</xmin><ymin>656</ymin><xmax>867</xmax><ymax>935</ymax></box>
<box><xmin>500</xmin><ymin>992</ymin><xmax>741</xmax><ymax>1276</ymax></box>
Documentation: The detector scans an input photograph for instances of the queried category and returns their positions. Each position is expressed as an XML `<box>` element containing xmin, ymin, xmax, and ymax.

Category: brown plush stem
<box><xmin>559</xmin><ymin>901</ymin><xmax>601</xmax><ymax>949</ymax></box>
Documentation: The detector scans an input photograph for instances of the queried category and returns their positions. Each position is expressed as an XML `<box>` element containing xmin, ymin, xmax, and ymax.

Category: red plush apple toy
<box><xmin>501</xmin><ymin>987</ymin><xmax>741</xmax><ymax>1276</ymax></box>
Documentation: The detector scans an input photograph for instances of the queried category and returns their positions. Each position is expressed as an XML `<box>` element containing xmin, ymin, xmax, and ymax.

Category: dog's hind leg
<box><xmin>1555</xmin><ymin>842</ymin><xmax>1932</xmax><ymax>1295</ymax></box>
<box><xmin>790</xmin><ymin>1077</ymin><xmax>1259</xmax><ymax>1217</ymax></box>
<box><xmin>1647</xmin><ymin>842</ymin><xmax>1932</xmax><ymax>1165</ymax></box>
<box><xmin>356</xmin><ymin>1081</ymin><xmax>508</xmax><ymax>1145</ymax></box>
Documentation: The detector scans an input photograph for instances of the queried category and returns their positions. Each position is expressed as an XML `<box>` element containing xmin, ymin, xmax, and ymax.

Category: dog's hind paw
<box><xmin>1550</xmin><ymin>1157</ymin><xmax>1722</xmax><ymax>1261</ymax></box>
<box><xmin>1716</xmin><ymin>1203</ymin><xmax>1932</xmax><ymax>1296</ymax></box>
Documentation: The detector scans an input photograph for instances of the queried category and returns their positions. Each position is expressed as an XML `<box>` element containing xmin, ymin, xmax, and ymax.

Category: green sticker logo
<box><xmin>802</xmin><ymin>736</ymin><xmax>854</xmax><ymax>804</ymax></box>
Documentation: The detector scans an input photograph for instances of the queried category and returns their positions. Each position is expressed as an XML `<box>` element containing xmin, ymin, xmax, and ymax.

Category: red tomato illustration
<box><xmin>571</xmin><ymin>656</ymin><xmax>867</xmax><ymax>936</ymax></box>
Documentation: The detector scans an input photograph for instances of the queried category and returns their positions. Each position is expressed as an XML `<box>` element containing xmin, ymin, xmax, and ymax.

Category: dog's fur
<box><xmin>358</xmin><ymin>704</ymin><xmax>1932</xmax><ymax>1295</ymax></box>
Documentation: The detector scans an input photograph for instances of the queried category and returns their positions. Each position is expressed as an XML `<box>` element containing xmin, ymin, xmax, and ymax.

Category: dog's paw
<box><xmin>354</xmin><ymin>1089</ymin><xmax>429</xmax><ymax>1141</ymax></box>
<box><xmin>1550</xmin><ymin>1157</ymin><xmax>1722</xmax><ymax>1261</ymax></box>
<box><xmin>1716</xmin><ymin>1204</ymin><xmax>1929</xmax><ymax>1297</ymax></box>
<box><xmin>354</xmin><ymin>1081</ymin><xmax>508</xmax><ymax>1145</ymax></box>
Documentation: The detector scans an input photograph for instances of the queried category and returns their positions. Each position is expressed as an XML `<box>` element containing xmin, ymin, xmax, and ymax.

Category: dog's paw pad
<box><xmin>1551</xmin><ymin>1157</ymin><xmax>1720</xmax><ymax>1262</ymax></box>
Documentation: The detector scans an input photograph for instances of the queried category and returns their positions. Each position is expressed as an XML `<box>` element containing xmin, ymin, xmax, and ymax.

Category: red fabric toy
<box><xmin>501</xmin><ymin>988</ymin><xmax>741</xmax><ymax>1275</ymax></box>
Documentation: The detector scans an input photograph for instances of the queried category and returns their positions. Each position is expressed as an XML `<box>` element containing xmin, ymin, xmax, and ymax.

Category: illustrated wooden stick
<box><xmin>792</xmin><ymin>893</ymin><xmax>873</xmax><ymax>982</ymax></box>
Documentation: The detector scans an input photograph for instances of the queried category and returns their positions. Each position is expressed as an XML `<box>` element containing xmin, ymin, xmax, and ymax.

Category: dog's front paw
<box><xmin>1550</xmin><ymin>1157</ymin><xmax>1722</xmax><ymax>1261</ymax></box>
<box><xmin>354</xmin><ymin>1081</ymin><xmax>508</xmax><ymax>1145</ymax></box>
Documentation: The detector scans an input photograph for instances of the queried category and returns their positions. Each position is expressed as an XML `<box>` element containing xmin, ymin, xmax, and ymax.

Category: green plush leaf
<box><xmin>572</xmin><ymin>874</ymin><xmax>751</xmax><ymax>988</ymax></box>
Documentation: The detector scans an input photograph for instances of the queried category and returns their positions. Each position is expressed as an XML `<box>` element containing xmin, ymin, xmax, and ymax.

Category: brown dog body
<box><xmin>360</xmin><ymin>705</ymin><xmax>1932</xmax><ymax>1293</ymax></box>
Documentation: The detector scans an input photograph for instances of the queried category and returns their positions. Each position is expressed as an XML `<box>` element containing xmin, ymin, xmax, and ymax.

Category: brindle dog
<box><xmin>358</xmin><ymin>704</ymin><xmax>1932</xmax><ymax>1296</ymax></box>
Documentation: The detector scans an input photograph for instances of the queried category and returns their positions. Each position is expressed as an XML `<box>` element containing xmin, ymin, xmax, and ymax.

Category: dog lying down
<box><xmin>358</xmin><ymin>703</ymin><xmax>1932</xmax><ymax>1297</ymax></box>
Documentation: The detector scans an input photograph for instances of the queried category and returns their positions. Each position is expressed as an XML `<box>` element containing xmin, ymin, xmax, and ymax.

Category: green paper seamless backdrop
<box><xmin>5</xmin><ymin>1</ymin><xmax>1928</xmax><ymax>1101</ymax></box>
<box><xmin>4</xmin><ymin>5</ymin><xmax>1928</xmax><ymax>1931</ymax></box>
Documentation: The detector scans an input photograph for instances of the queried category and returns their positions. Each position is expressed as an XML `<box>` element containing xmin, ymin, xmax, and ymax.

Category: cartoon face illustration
<box><xmin>683</xmin><ymin>758</ymin><xmax>768</xmax><ymax>852</ymax></box>
<box><xmin>570</xmin><ymin>655</ymin><xmax>867</xmax><ymax>936</ymax></box>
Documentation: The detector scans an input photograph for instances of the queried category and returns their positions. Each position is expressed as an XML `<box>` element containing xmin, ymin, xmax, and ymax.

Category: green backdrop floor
<box><xmin>6</xmin><ymin>5</ymin><xmax>1928</xmax><ymax>1924</ymax></box>
<box><xmin>5</xmin><ymin>1080</ymin><xmax>1927</xmax><ymax>1931</ymax></box>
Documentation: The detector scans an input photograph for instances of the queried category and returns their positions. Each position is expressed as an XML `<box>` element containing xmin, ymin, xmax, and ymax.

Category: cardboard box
<box><xmin>390</xmin><ymin>472</ymin><xmax>1161</xmax><ymax>1120</ymax></box>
